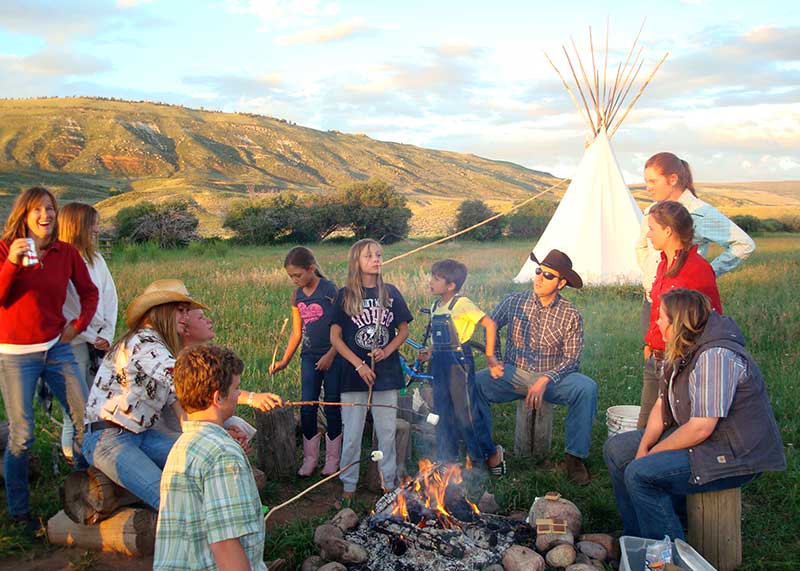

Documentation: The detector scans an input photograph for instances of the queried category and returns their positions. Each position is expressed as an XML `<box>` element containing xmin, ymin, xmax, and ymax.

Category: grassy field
<box><xmin>1</xmin><ymin>235</ymin><xmax>798</xmax><ymax>569</ymax></box>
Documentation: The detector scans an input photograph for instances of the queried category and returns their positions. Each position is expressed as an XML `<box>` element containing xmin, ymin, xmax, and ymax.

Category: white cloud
<box><xmin>274</xmin><ymin>18</ymin><xmax>373</xmax><ymax>45</ymax></box>
<box><xmin>117</xmin><ymin>0</ymin><xmax>152</xmax><ymax>7</ymax></box>
<box><xmin>225</xmin><ymin>0</ymin><xmax>337</xmax><ymax>30</ymax></box>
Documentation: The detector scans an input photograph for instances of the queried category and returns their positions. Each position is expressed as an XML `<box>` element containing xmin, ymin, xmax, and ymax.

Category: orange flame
<box><xmin>389</xmin><ymin>459</ymin><xmax>480</xmax><ymax>529</ymax></box>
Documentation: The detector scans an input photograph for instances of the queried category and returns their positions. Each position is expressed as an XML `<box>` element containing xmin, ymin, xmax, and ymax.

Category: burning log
<box><xmin>369</xmin><ymin>515</ymin><xmax>467</xmax><ymax>559</ymax></box>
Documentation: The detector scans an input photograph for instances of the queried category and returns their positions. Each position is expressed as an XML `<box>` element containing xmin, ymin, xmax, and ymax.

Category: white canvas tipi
<box><xmin>514</xmin><ymin>127</ymin><xmax>643</xmax><ymax>284</ymax></box>
<box><xmin>514</xmin><ymin>25</ymin><xmax>667</xmax><ymax>285</ymax></box>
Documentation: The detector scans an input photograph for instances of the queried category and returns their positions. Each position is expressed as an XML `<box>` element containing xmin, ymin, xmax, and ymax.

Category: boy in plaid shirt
<box><xmin>155</xmin><ymin>345</ymin><xmax>281</xmax><ymax>571</ymax></box>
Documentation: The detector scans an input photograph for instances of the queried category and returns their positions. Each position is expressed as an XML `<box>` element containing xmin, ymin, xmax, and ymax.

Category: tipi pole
<box><xmin>589</xmin><ymin>26</ymin><xmax>601</xmax><ymax>129</ymax></box>
<box><xmin>608</xmin><ymin>57</ymin><xmax>644</xmax><ymax>130</ymax></box>
<box><xmin>602</xmin><ymin>17</ymin><xmax>610</xmax><ymax>124</ymax></box>
<box><xmin>544</xmin><ymin>52</ymin><xmax>594</xmax><ymax>133</ymax></box>
<box><xmin>610</xmin><ymin>52</ymin><xmax>669</xmax><ymax>138</ymax></box>
<box><xmin>608</xmin><ymin>47</ymin><xmax>643</xmax><ymax>125</ymax></box>
<box><xmin>562</xmin><ymin>46</ymin><xmax>596</xmax><ymax>134</ymax></box>
<box><xmin>570</xmin><ymin>36</ymin><xmax>598</xmax><ymax>111</ymax></box>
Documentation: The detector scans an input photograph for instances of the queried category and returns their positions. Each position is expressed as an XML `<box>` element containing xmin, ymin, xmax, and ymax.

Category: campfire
<box><xmin>344</xmin><ymin>459</ymin><xmax>532</xmax><ymax>570</ymax></box>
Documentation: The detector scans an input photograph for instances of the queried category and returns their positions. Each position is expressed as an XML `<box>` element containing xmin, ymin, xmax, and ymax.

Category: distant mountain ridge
<box><xmin>0</xmin><ymin>97</ymin><xmax>557</xmax><ymax>205</ymax></box>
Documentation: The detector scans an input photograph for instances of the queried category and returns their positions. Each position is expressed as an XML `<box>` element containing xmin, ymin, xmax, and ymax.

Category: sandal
<box><xmin>488</xmin><ymin>445</ymin><xmax>507</xmax><ymax>477</ymax></box>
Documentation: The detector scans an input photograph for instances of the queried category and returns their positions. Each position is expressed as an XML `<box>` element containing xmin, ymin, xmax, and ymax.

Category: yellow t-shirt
<box><xmin>431</xmin><ymin>296</ymin><xmax>486</xmax><ymax>345</ymax></box>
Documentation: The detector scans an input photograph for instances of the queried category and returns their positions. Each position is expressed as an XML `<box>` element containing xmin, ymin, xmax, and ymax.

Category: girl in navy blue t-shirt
<box><xmin>271</xmin><ymin>247</ymin><xmax>341</xmax><ymax>476</ymax></box>
<box><xmin>330</xmin><ymin>239</ymin><xmax>412</xmax><ymax>500</ymax></box>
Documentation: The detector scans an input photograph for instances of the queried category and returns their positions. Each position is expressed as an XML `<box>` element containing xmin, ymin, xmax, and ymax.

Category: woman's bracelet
<box><xmin>247</xmin><ymin>392</ymin><xmax>255</xmax><ymax>407</ymax></box>
<box><xmin>355</xmin><ymin>361</ymin><xmax>366</xmax><ymax>372</ymax></box>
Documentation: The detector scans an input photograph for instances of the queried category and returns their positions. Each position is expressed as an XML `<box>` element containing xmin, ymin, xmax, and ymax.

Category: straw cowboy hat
<box><xmin>530</xmin><ymin>249</ymin><xmax>583</xmax><ymax>289</ymax></box>
<box><xmin>125</xmin><ymin>279</ymin><xmax>208</xmax><ymax>328</ymax></box>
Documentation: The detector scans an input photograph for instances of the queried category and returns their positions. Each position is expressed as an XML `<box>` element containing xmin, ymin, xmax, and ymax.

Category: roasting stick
<box><xmin>283</xmin><ymin>400</ymin><xmax>439</xmax><ymax>425</ymax></box>
<box><xmin>264</xmin><ymin>451</ymin><xmax>385</xmax><ymax>523</ymax></box>
<box><xmin>269</xmin><ymin>317</ymin><xmax>289</xmax><ymax>374</ymax></box>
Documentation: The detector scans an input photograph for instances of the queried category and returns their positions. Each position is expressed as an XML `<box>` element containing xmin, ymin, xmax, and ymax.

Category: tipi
<box><xmin>514</xmin><ymin>25</ymin><xmax>667</xmax><ymax>285</ymax></box>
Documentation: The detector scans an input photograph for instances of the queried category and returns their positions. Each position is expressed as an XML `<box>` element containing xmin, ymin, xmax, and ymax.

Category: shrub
<box><xmin>777</xmin><ymin>214</ymin><xmax>800</xmax><ymax>233</ymax></box>
<box><xmin>760</xmin><ymin>218</ymin><xmax>789</xmax><ymax>233</ymax></box>
<box><xmin>334</xmin><ymin>179</ymin><xmax>411</xmax><ymax>243</ymax></box>
<box><xmin>455</xmin><ymin>199</ymin><xmax>505</xmax><ymax>241</ymax></box>
<box><xmin>187</xmin><ymin>238</ymin><xmax>230</xmax><ymax>258</ymax></box>
<box><xmin>506</xmin><ymin>200</ymin><xmax>558</xmax><ymax>239</ymax></box>
<box><xmin>730</xmin><ymin>214</ymin><xmax>762</xmax><ymax>234</ymax></box>
<box><xmin>115</xmin><ymin>200</ymin><xmax>200</xmax><ymax>248</ymax></box>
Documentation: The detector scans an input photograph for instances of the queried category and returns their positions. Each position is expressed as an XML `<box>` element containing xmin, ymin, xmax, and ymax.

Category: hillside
<box><xmin>0</xmin><ymin>97</ymin><xmax>561</xmax><ymax>234</ymax></box>
<box><xmin>1</xmin><ymin>97</ymin><xmax>798</xmax><ymax>237</ymax></box>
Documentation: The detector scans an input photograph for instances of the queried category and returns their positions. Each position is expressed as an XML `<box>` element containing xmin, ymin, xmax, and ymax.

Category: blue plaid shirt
<box><xmin>490</xmin><ymin>290</ymin><xmax>584</xmax><ymax>383</ymax></box>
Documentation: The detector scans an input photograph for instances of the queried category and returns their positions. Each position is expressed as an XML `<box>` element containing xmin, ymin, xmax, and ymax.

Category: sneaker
<box><xmin>11</xmin><ymin>514</ymin><xmax>41</xmax><ymax>539</ymax></box>
<box><xmin>565</xmin><ymin>454</ymin><xmax>591</xmax><ymax>485</ymax></box>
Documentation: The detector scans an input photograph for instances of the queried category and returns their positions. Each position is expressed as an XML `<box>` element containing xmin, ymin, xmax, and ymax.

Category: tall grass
<box><xmin>1</xmin><ymin>236</ymin><xmax>797</xmax><ymax>569</ymax></box>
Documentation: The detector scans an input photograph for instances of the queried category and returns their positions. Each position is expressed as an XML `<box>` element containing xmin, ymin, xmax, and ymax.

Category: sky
<box><xmin>1</xmin><ymin>0</ymin><xmax>799</xmax><ymax>182</ymax></box>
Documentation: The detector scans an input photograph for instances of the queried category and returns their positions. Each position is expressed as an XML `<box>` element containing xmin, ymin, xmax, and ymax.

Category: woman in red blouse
<box><xmin>0</xmin><ymin>187</ymin><xmax>98</xmax><ymax>532</ymax></box>
<box><xmin>637</xmin><ymin>200</ymin><xmax>722</xmax><ymax>428</ymax></box>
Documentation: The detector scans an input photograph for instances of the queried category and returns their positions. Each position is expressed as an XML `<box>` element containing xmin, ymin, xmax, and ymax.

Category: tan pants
<box><xmin>637</xmin><ymin>354</ymin><xmax>663</xmax><ymax>429</ymax></box>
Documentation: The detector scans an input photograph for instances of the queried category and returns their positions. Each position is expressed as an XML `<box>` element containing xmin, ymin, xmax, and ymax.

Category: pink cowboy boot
<box><xmin>298</xmin><ymin>433</ymin><xmax>321</xmax><ymax>477</ymax></box>
<box><xmin>321</xmin><ymin>434</ymin><xmax>342</xmax><ymax>476</ymax></box>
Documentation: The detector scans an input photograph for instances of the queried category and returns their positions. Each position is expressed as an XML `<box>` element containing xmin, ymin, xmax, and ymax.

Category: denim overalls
<box><xmin>429</xmin><ymin>296</ymin><xmax>487</xmax><ymax>463</ymax></box>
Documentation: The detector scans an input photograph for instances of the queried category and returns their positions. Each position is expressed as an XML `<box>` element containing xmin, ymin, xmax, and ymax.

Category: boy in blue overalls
<box><xmin>419</xmin><ymin>260</ymin><xmax>504</xmax><ymax>465</ymax></box>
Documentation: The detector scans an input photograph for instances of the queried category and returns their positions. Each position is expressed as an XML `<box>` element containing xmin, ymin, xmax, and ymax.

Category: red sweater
<box><xmin>0</xmin><ymin>240</ymin><xmax>99</xmax><ymax>345</ymax></box>
<box><xmin>645</xmin><ymin>245</ymin><xmax>723</xmax><ymax>351</ymax></box>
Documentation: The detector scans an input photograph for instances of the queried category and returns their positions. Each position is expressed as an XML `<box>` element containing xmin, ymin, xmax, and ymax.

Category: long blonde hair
<box><xmin>661</xmin><ymin>288</ymin><xmax>711</xmax><ymax>361</ymax></box>
<box><xmin>342</xmin><ymin>239</ymin><xmax>390</xmax><ymax>317</ymax></box>
<box><xmin>58</xmin><ymin>203</ymin><xmax>98</xmax><ymax>266</ymax></box>
<box><xmin>115</xmin><ymin>302</ymin><xmax>186</xmax><ymax>357</ymax></box>
<box><xmin>2</xmin><ymin>187</ymin><xmax>59</xmax><ymax>247</ymax></box>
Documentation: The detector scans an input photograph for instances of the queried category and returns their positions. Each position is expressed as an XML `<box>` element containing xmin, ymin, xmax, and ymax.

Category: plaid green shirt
<box><xmin>155</xmin><ymin>421</ymin><xmax>266</xmax><ymax>571</ymax></box>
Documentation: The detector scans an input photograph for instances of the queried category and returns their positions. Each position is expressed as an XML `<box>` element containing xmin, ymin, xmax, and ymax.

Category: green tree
<box><xmin>506</xmin><ymin>200</ymin><xmax>558</xmax><ymax>239</ymax></box>
<box><xmin>335</xmin><ymin>179</ymin><xmax>411</xmax><ymax>243</ymax></box>
<box><xmin>454</xmin><ymin>199</ymin><xmax>505</xmax><ymax>241</ymax></box>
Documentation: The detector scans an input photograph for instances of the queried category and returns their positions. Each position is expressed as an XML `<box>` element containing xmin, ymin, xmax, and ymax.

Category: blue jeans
<box><xmin>474</xmin><ymin>364</ymin><xmax>597</xmax><ymax>459</ymax></box>
<box><xmin>431</xmin><ymin>345</ymin><xmax>494</xmax><ymax>462</ymax></box>
<box><xmin>603</xmin><ymin>429</ymin><xmax>759</xmax><ymax>540</ymax></box>
<box><xmin>300</xmin><ymin>353</ymin><xmax>342</xmax><ymax>440</ymax></box>
<box><xmin>0</xmin><ymin>342</ymin><xmax>88</xmax><ymax>518</ymax></box>
<box><xmin>82</xmin><ymin>425</ymin><xmax>178</xmax><ymax>510</ymax></box>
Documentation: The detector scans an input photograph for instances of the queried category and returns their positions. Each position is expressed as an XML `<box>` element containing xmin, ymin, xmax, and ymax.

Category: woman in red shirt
<box><xmin>0</xmin><ymin>187</ymin><xmax>98</xmax><ymax>533</ymax></box>
<box><xmin>637</xmin><ymin>200</ymin><xmax>722</xmax><ymax>428</ymax></box>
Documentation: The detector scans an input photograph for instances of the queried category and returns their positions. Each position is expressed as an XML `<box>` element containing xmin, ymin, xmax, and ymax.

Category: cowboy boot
<box><xmin>565</xmin><ymin>453</ymin><xmax>591</xmax><ymax>485</ymax></box>
<box><xmin>321</xmin><ymin>434</ymin><xmax>342</xmax><ymax>476</ymax></box>
<box><xmin>298</xmin><ymin>433</ymin><xmax>321</xmax><ymax>477</ymax></box>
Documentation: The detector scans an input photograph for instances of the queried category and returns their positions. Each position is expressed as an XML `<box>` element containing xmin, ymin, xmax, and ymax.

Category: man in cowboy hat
<box><xmin>471</xmin><ymin>249</ymin><xmax>597</xmax><ymax>484</ymax></box>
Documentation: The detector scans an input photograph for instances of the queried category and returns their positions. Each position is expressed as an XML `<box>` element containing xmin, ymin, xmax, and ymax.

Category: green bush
<box><xmin>115</xmin><ymin>200</ymin><xmax>200</xmax><ymax>247</ymax></box>
<box><xmin>455</xmin><ymin>199</ymin><xmax>505</xmax><ymax>241</ymax></box>
<box><xmin>335</xmin><ymin>179</ymin><xmax>411</xmax><ymax>243</ymax></box>
<box><xmin>506</xmin><ymin>200</ymin><xmax>558</xmax><ymax>239</ymax></box>
<box><xmin>187</xmin><ymin>238</ymin><xmax>230</xmax><ymax>258</ymax></box>
<box><xmin>731</xmin><ymin>214</ymin><xmax>762</xmax><ymax>234</ymax></box>
<box><xmin>223</xmin><ymin>179</ymin><xmax>412</xmax><ymax>244</ymax></box>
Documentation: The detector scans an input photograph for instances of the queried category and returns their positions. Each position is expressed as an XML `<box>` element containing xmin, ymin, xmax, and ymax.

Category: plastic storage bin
<box><xmin>619</xmin><ymin>536</ymin><xmax>715</xmax><ymax>571</ymax></box>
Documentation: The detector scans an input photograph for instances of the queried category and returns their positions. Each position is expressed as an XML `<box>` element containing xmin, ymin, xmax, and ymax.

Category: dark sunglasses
<box><xmin>535</xmin><ymin>267</ymin><xmax>560</xmax><ymax>281</ymax></box>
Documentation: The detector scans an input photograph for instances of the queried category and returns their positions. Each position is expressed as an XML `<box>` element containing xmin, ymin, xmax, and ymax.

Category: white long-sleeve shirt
<box><xmin>636</xmin><ymin>190</ymin><xmax>756</xmax><ymax>299</ymax></box>
<box><xmin>63</xmin><ymin>252</ymin><xmax>118</xmax><ymax>345</ymax></box>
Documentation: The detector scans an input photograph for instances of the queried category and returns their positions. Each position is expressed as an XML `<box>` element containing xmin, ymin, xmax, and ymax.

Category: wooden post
<box><xmin>255</xmin><ymin>406</ymin><xmax>298</xmax><ymax>479</ymax></box>
<box><xmin>514</xmin><ymin>400</ymin><xmax>553</xmax><ymax>456</ymax></box>
<box><xmin>366</xmin><ymin>418</ymin><xmax>411</xmax><ymax>492</ymax></box>
<box><xmin>688</xmin><ymin>488</ymin><xmax>742</xmax><ymax>571</ymax></box>
<box><xmin>47</xmin><ymin>508</ymin><xmax>157</xmax><ymax>557</ymax></box>
<box><xmin>63</xmin><ymin>468</ymin><xmax>140</xmax><ymax>525</ymax></box>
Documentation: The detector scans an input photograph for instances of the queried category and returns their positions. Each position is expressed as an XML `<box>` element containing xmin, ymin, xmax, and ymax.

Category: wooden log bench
<box><xmin>255</xmin><ymin>406</ymin><xmax>298</xmax><ymax>479</ymax></box>
<box><xmin>514</xmin><ymin>400</ymin><xmax>553</xmax><ymax>456</ymax></box>
<box><xmin>688</xmin><ymin>487</ymin><xmax>742</xmax><ymax>571</ymax></box>
<box><xmin>47</xmin><ymin>507</ymin><xmax>157</xmax><ymax>557</ymax></box>
<box><xmin>63</xmin><ymin>467</ymin><xmax>140</xmax><ymax>525</ymax></box>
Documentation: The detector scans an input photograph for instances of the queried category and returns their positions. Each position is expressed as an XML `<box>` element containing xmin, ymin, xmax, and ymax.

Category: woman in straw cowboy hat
<box><xmin>81</xmin><ymin>279</ymin><xmax>205</xmax><ymax>510</ymax></box>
